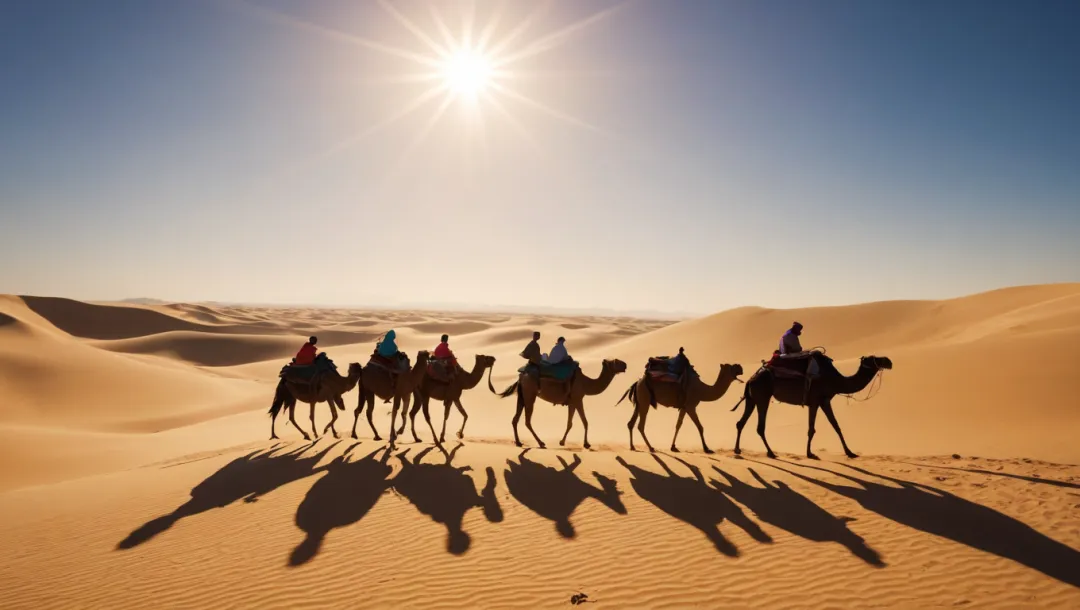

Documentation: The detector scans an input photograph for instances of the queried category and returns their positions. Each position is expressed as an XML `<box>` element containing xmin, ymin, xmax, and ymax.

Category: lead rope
<box><xmin>842</xmin><ymin>366</ymin><xmax>885</xmax><ymax>404</ymax></box>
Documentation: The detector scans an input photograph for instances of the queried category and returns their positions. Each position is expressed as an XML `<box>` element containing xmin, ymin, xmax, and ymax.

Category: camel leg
<box><xmin>511</xmin><ymin>400</ymin><xmax>525</xmax><ymax>447</ymax></box>
<box><xmin>351</xmin><ymin>394</ymin><xmax>363</xmax><ymax>439</ymax></box>
<box><xmin>270</xmin><ymin>410</ymin><xmax>279</xmax><ymax>440</ymax></box>
<box><xmin>756</xmin><ymin>400</ymin><xmax>777</xmax><ymax>459</ymax></box>
<box><xmin>733</xmin><ymin>396</ymin><xmax>757</xmax><ymax>455</ymax></box>
<box><xmin>323</xmin><ymin>399</ymin><xmax>340</xmax><ymax>438</ymax></box>
<box><xmin>454</xmin><ymin>398</ymin><xmax>468</xmax><ymax>440</ymax></box>
<box><xmin>421</xmin><ymin>397</ymin><xmax>440</xmax><ymax>447</ymax></box>
<box><xmin>308</xmin><ymin>402</ymin><xmax>319</xmax><ymax>440</ymax></box>
<box><xmin>289</xmin><ymin>402</ymin><xmax>311</xmax><ymax>441</ymax></box>
<box><xmin>821</xmin><ymin>399</ymin><xmax>857</xmax><ymax>458</ymax></box>
<box><xmin>438</xmin><ymin>399</ymin><xmax>450</xmax><ymax>443</ymax></box>
<box><xmin>524</xmin><ymin>401</ymin><xmax>546</xmax><ymax>449</ymax></box>
<box><xmin>559</xmin><ymin>405</ymin><xmax>575</xmax><ymax>447</ymax></box>
<box><xmin>576</xmin><ymin>403</ymin><xmax>590</xmax><ymax>449</ymax></box>
<box><xmin>408</xmin><ymin>394</ymin><xmax>424</xmax><ymax>441</ymax></box>
<box><xmin>627</xmin><ymin>404</ymin><xmax>639</xmax><ymax>451</ymax></box>
<box><xmin>670</xmin><ymin>409</ymin><xmax>687</xmax><ymax>452</ymax></box>
<box><xmin>806</xmin><ymin>403</ymin><xmax>820</xmax><ymax>459</ymax></box>
<box><xmin>365</xmin><ymin>394</ymin><xmax>381</xmax><ymax>441</ymax></box>
<box><xmin>388</xmin><ymin>397</ymin><xmax>401</xmax><ymax>448</ymax></box>
<box><xmin>687</xmin><ymin>406</ymin><xmax>712</xmax><ymax>454</ymax></box>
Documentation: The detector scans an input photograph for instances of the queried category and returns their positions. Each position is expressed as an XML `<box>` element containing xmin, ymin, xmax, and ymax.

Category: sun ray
<box><xmin>493</xmin><ymin>2</ymin><xmax>628</xmax><ymax>68</ymax></box>
<box><xmin>481</xmin><ymin>88</ymin><xmax>545</xmax><ymax>157</ymax></box>
<box><xmin>384</xmin><ymin>89</ymin><xmax>458</xmax><ymax>185</ymax></box>
<box><xmin>488</xmin><ymin>82</ymin><xmax>602</xmax><ymax>134</ymax></box>
<box><xmin>485</xmin><ymin>0</ymin><xmax>550</xmax><ymax>59</ymax></box>
<box><xmin>228</xmin><ymin>0</ymin><xmax>442</xmax><ymax>68</ymax></box>
<box><xmin>429</xmin><ymin>5</ymin><xmax>459</xmax><ymax>52</ymax></box>
<box><xmin>461</xmin><ymin>0</ymin><xmax>476</xmax><ymax>50</ymax></box>
<box><xmin>377</xmin><ymin>0</ymin><xmax>450</xmax><ymax>59</ymax></box>
<box><xmin>475</xmin><ymin>1</ymin><xmax>505</xmax><ymax>54</ymax></box>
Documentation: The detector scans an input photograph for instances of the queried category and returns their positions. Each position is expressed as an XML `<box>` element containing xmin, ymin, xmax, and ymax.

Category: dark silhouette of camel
<box><xmin>616</xmin><ymin>454</ymin><xmax>771</xmax><ymax>556</ymax></box>
<box><xmin>897</xmin><ymin>462</ymin><xmax>1080</xmax><ymax>490</ymax></box>
<box><xmin>710</xmin><ymin>465</ymin><xmax>883</xmax><ymax>566</ymax></box>
<box><xmin>118</xmin><ymin>443</ymin><xmax>335</xmax><ymax>550</ymax></box>
<box><xmin>289</xmin><ymin>444</ymin><xmax>394</xmax><ymax>566</ymax></box>
<box><xmin>504</xmin><ymin>449</ymin><xmax>626</xmax><ymax>539</ymax></box>
<box><xmin>391</xmin><ymin>444</ymin><xmax>503</xmax><ymax>555</ymax></box>
<box><xmin>766</xmin><ymin>461</ymin><xmax>1080</xmax><ymax>587</ymax></box>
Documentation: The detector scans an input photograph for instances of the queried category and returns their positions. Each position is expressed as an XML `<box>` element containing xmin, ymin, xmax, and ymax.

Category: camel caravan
<box><xmin>268</xmin><ymin>321</ymin><xmax>892</xmax><ymax>458</ymax></box>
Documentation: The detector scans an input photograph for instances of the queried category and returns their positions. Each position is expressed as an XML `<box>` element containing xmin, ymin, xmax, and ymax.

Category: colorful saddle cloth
<box><xmin>426</xmin><ymin>358</ymin><xmax>459</xmax><ymax>383</ymax></box>
<box><xmin>644</xmin><ymin>356</ymin><xmax>696</xmax><ymax>383</ymax></box>
<box><xmin>280</xmin><ymin>353</ymin><xmax>337</xmax><ymax>384</ymax></box>
<box><xmin>367</xmin><ymin>352</ymin><xmax>411</xmax><ymax>374</ymax></box>
<box><xmin>518</xmin><ymin>359</ymin><xmax>579</xmax><ymax>381</ymax></box>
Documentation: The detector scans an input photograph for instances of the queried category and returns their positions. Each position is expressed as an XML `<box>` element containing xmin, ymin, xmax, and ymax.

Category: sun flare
<box><xmin>442</xmin><ymin>49</ymin><xmax>493</xmax><ymax>99</ymax></box>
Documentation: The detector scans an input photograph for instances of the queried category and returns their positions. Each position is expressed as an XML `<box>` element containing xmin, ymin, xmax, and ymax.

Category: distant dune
<box><xmin>1</xmin><ymin>285</ymin><xmax>1078</xmax><ymax>608</ymax></box>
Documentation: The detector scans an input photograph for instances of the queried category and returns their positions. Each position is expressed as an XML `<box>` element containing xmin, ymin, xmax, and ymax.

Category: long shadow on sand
<box><xmin>289</xmin><ymin>444</ymin><xmax>394</xmax><ymax>566</ymax></box>
<box><xmin>617</xmin><ymin>454</ymin><xmax>771</xmax><ymax>556</ymax></box>
<box><xmin>392</xmin><ymin>443</ymin><xmax>504</xmax><ymax>555</ymax></box>
<box><xmin>118</xmin><ymin>442</ymin><xmax>336</xmax><ymax>550</ymax></box>
<box><xmin>899</xmin><ymin>461</ymin><xmax>1080</xmax><ymax>490</ymax></box>
<box><xmin>710</xmin><ymin>466</ymin><xmax>884</xmax><ymax>566</ymax></box>
<box><xmin>504</xmin><ymin>449</ymin><xmax>626</xmax><ymax>539</ymax></box>
<box><xmin>764</xmin><ymin>461</ymin><xmax>1080</xmax><ymax>588</ymax></box>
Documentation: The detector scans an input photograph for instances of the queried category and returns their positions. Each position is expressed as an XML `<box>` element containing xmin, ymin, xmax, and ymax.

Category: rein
<box><xmin>840</xmin><ymin>360</ymin><xmax>886</xmax><ymax>403</ymax></box>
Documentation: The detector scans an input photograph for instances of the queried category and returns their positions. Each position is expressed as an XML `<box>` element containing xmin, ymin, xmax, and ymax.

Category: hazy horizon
<box><xmin>2</xmin><ymin>0</ymin><xmax>1078</xmax><ymax>313</ymax></box>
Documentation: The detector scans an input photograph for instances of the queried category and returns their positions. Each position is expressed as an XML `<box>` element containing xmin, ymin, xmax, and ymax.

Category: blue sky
<box><xmin>1</xmin><ymin>0</ymin><xmax>1077</xmax><ymax>314</ymax></box>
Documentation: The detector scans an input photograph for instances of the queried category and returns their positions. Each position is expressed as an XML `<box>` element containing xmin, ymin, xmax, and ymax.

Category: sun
<box><xmin>441</xmin><ymin>48</ymin><xmax>493</xmax><ymax>99</ymax></box>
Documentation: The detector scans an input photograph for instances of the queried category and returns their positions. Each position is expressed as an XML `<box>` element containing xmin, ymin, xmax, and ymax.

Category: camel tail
<box><xmin>730</xmin><ymin>382</ymin><xmax>750</xmax><ymax>412</ymax></box>
<box><xmin>497</xmin><ymin>381</ymin><xmax>519</xmax><ymax>399</ymax></box>
<box><xmin>268</xmin><ymin>380</ymin><xmax>289</xmax><ymax>418</ymax></box>
<box><xmin>615</xmin><ymin>382</ymin><xmax>634</xmax><ymax>407</ymax></box>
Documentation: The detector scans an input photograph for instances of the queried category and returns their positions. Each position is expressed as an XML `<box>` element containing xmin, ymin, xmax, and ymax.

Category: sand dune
<box><xmin>2</xmin><ymin>285</ymin><xmax>1079</xmax><ymax>608</ymax></box>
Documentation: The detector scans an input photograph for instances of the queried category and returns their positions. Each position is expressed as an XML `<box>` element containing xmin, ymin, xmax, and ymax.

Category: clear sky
<box><xmin>1</xmin><ymin>0</ymin><xmax>1078</xmax><ymax>315</ymax></box>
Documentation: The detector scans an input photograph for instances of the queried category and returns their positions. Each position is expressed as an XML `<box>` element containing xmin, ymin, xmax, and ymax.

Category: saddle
<box><xmin>368</xmin><ymin>352</ymin><xmax>411</xmax><ymax>375</ymax></box>
<box><xmin>280</xmin><ymin>353</ymin><xmax>337</xmax><ymax>385</ymax></box>
<box><xmin>426</xmin><ymin>358</ymin><xmax>459</xmax><ymax>383</ymax></box>
<box><xmin>644</xmin><ymin>356</ymin><xmax>696</xmax><ymax>384</ymax></box>
<box><xmin>518</xmin><ymin>359</ymin><xmax>579</xmax><ymax>381</ymax></box>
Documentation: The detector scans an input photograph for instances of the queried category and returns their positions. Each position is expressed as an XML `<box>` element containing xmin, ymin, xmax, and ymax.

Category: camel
<box><xmin>268</xmin><ymin>362</ymin><xmax>362</xmax><ymax>440</ymax></box>
<box><xmin>616</xmin><ymin>363</ymin><xmax>744</xmax><ymax>453</ymax></box>
<box><xmin>733</xmin><ymin>354</ymin><xmax>893</xmax><ymax>459</ymax></box>
<box><xmin>403</xmin><ymin>354</ymin><xmax>497</xmax><ymax>443</ymax></box>
<box><xmin>350</xmin><ymin>350</ymin><xmax>431</xmax><ymax>446</ymax></box>
<box><xmin>494</xmin><ymin>359</ymin><xmax>627</xmax><ymax>449</ymax></box>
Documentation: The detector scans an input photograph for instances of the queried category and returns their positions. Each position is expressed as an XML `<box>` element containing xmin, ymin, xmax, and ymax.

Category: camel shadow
<box><xmin>616</xmin><ymin>454</ymin><xmax>771</xmax><ymax>557</ymax></box>
<box><xmin>504</xmin><ymin>449</ymin><xmax>626</xmax><ymax>539</ymax></box>
<box><xmin>710</xmin><ymin>466</ymin><xmax>884</xmax><ymax>566</ymax></box>
<box><xmin>766</xmin><ymin>461</ymin><xmax>1080</xmax><ymax>587</ymax></box>
<box><xmin>899</xmin><ymin>461</ymin><xmax>1080</xmax><ymax>490</ymax></box>
<box><xmin>289</xmin><ymin>444</ymin><xmax>394</xmax><ymax>566</ymax></box>
<box><xmin>118</xmin><ymin>442</ymin><xmax>335</xmax><ymax>550</ymax></box>
<box><xmin>391</xmin><ymin>443</ymin><xmax>503</xmax><ymax>555</ymax></box>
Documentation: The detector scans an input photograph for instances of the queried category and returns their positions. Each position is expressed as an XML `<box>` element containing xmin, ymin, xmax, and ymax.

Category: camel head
<box><xmin>602</xmin><ymin>359</ymin><xmax>628</xmax><ymax>374</ymax></box>
<box><xmin>477</xmin><ymin>354</ymin><xmax>496</xmax><ymax>369</ymax></box>
<box><xmin>347</xmin><ymin>362</ymin><xmax>362</xmax><ymax>377</ymax></box>
<box><xmin>862</xmin><ymin>356</ymin><xmax>893</xmax><ymax>371</ymax></box>
<box><xmin>415</xmin><ymin>350</ymin><xmax>431</xmax><ymax>365</ymax></box>
<box><xmin>720</xmin><ymin>363</ymin><xmax>744</xmax><ymax>379</ymax></box>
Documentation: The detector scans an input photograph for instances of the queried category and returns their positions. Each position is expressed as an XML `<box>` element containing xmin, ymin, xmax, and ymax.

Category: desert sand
<box><xmin>1</xmin><ymin>285</ymin><xmax>1079</xmax><ymax>608</ymax></box>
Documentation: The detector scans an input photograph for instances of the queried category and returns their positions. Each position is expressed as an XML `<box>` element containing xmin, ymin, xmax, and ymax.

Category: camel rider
<box><xmin>433</xmin><ymin>334</ymin><xmax>458</xmax><ymax>378</ymax></box>
<box><xmin>520</xmin><ymin>330</ymin><xmax>544</xmax><ymax>369</ymax></box>
<box><xmin>295</xmin><ymin>336</ymin><xmax>318</xmax><ymax>366</ymax></box>
<box><xmin>546</xmin><ymin>337</ymin><xmax>569</xmax><ymax>364</ymax></box>
<box><xmin>668</xmin><ymin>347</ymin><xmax>690</xmax><ymax>377</ymax></box>
<box><xmin>779</xmin><ymin>321</ymin><xmax>819</xmax><ymax>377</ymax></box>
<box><xmin>780</xmin><ymin>322</ymin><xmax>804</xmax><ymax>355</ymax></box>
<box><xmin>376</xmin><ymin>329</ymin><xmax>403</xmax><ymax>363</ymax></box>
